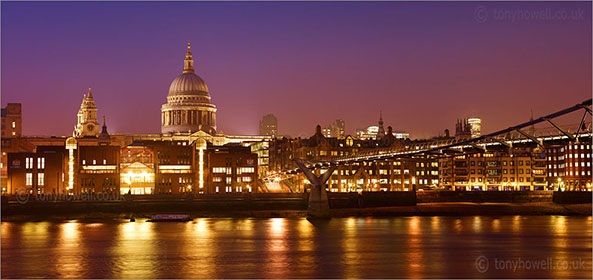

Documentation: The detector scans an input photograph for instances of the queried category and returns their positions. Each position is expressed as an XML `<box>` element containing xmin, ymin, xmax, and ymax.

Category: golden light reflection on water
<box><xmin>472</xmin><ymin>216</ymin><xmax>483</xmax><ymax>232</ymax></box>
<box><xmin>111</xmin><ymin>221</ymin><xmax>157</xmax><ymax>279</ymax></box>
<box><xmin>239</xmin><ymin>218</ymin><xmax>255</xmax><ymax>238</ymax></box>
<box><xmin>193</xmin><ymin>218</ymin><xmax>210</xmax><ymax>238</ymax></box>
<box><xmin>454</xmin><ymin>218</ymin><xmax>463</xmax><ymax>233</ymax></box>
<box><xmin>295</xmin><ymin>219</ymin><xmax>316</xmax><ymax>276</ymax></box>
<box><xmin>2</xmin><ymin>217</ymin><xmax>591</xmax><ymax>279</ymax></box>
<box><xmin>14</xmin><ymin>222</ymin><xmax>52</xmax><ymax>278</ymax></box>
<box><xmin>54</xmin><ymin>222</ymin><xmax>84</xmax><ymax>278</ymax></box>
<box><xmin>551</xmin><ymin>216</ymin><xmax>570</xmax><ymax>278</ymax></box>
<box><xmin>409</xmin><ymin>216</ymin><xmax>421</xmax><ymax>235</ymax></box>
<box><xmin>263</xmin><ymin>218</ymin><xmax>289</xmax><ymax>278</ymax></box>
<box><xmin>297</xmin><ymin>218</ymin><xmax>313</xmax><ymax>239</ymax></box>
<box><xmin>492</xmin><ymin>218</ymin><xmax>501</xmax><ymax>233</ymax></box>
<box><xmin>182</xmin><ymin>219</ymin><xmax>215</xmax><ymax>278</ymax></box>
<box><xmin>512</xmin><ymin>215</ymin><xmax>521</xmax><ymax>234</ymax></box>
<box><xmin>430</xmin><ymin>216</ymin><xmax>441</xmax><ymax>231</ymax></box>
<box><xmin>342</xmin><ymin>217</ymin><xmax>361</xmax><ymax>279</ymax></box>
<box><xmin>0</xmin><ymin>222</ymin><xmax>11</xmax><ymax>238</ymax></box>
<box><xmin>405</xmin><ymin>217</ymin><xmax>425</xmax><ymax>279</ymax></box>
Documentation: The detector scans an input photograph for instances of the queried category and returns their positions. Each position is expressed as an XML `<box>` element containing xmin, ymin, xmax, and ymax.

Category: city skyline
<box><xmin>2</xmin><ymin>2</ymin><xmax>592</xmax><ymax>279</ymax></box>
<box><xmin>2</xmin><ymin>1</ymin><xmax>591</xmax><ymax>139</ymax></box>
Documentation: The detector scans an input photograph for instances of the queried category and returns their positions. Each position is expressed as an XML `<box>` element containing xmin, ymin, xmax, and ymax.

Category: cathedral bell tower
<box><xmin>74</xmin><ymin>88</ymin><xmax>100</xmax><ymax>138</ymax></box>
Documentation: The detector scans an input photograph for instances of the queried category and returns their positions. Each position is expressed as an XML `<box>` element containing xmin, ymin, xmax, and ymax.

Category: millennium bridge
<box><xmin>267</xmin><ymin>99</ymin><xmax>592</xmax><ymax>217</ymax></box>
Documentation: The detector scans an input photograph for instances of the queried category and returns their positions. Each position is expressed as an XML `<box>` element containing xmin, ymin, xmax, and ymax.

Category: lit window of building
<box><xmin>26</xmin><ymin>173</ymin><xmax>33</xmax><ymax>186</ymax></box>
<box><xmin>37</xmin><ymin>157</ymin><xmax>45</xmax><ymax>169</ymax></box>
<box><xmin>213</xmin><ymin>167</ymin><xmax>226</xmax><ymax>173</ymax></box>
<box><xmin>38</xmin><ymin>173</ymin><xmax>44</xmax><ymax>186</ymax></box>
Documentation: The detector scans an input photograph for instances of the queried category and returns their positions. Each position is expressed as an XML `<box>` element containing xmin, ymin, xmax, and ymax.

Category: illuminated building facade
<box><xmin>322</xmin><ymin>119</ymin><xmax>345</xmax><ymax>138</ymax></box>
<box><xmin>77</xmin><ymin>145</ymin><xmax>120</xmax><ymax>194</ymax></box>
<box><xmin>455</xmin><ymin>117</ymin><xmax>481</xmax><ymax>139</ymax></box>
<box><xmin>250</xmin><ymin>140</ymin><xmax>271</xmax><ymax>176</ymax></box>
<box><xmin>74</xmin><ymin>88</ymin><xmax>100</xmax><ymax>138</ymax></box>
<box><xmin>161</xmin><ymin>42</ymin><xmax>217</xmax><ymax>135</ymax></box>
<box><xmin>439</xmin><ymin>146</ymin><xmax>548</xmax><ymax>191</ymax></box>
<box><xmin>467</xmin><ymin>118</ymin><xmax>482</xmax><ymax>138</ymax></box>
<box><xmin>6</xmin><ymin>138</ymin><xmax>259</xmax><ymax>195</ymax></box>
<box><xmin>356</xmin><ymin>125</ymin><xmax>379</xmax><ymax>140</ymax></box>
<box><xmin>546</xmin><ymin>139</ymin><xmax>592</xmax><ymax>191</ymax></box>
<box><xmin>1</xmin><ymin>103</ymin><xmax>26</xmax><ymax>192</ymax></box>
<box><xmin>207</xmin><ymin>144</ymin><xmax>258</xmax><ymax>193</ymax></box>
<box><xmin>1</xmin><ymin>138</ymin><xmax>34</xmax><ymax>194</ymax></box>
<box><xmin>268</xmin><ymin>125</ymin><xmax>439</xmax><ymax>192</ymax></box>
<box><xmin>120</xmin><ymin>141</ymin><xmax>155</xmax><ymax>194</ymax></box>
<box><xmin>153</xmin><ymin>140</ymin><xmax>195</xmax><ymax>194</ymax></box>
<box><xmin>7</xmin><ymin>146</ymin><xmax>67</xmax><ymax>195</ymax></box>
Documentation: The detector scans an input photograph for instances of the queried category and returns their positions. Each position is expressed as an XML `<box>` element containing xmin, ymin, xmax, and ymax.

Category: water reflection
<box><xmin>341</xmin><ymin>217</ymin><xmax>360</xmax><ymax>279</ymax></box>
<box><xmin>55</xmin><ymin>222</ymin><xmax>84</xmax><ymax>278</ymax></box>
<box><xmin>2</xmin><ymin>216</ymin><xmax>591</xmax><ymax>279</ymax></box>
<box><xmin>264</xmin><ymin>218</ymin><xmax>289</xmax><ymax>278</ymax></box>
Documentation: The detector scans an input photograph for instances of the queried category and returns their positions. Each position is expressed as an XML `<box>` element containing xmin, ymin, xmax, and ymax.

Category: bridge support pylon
<box><xmin>294</xmin><ymin>159</ymin><xmax>337</xmax><ymax>218</ymax></box>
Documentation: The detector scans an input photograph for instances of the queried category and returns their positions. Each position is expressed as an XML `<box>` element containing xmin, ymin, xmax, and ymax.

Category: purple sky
<box><xmin>2</xmin><ymin>1</ymin><xmax>591</xmax><ymax>139</ymax></box>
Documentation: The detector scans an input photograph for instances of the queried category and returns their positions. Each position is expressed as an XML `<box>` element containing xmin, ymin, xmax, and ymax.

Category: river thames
<box><xmin>2</xmin><ymin>216</ymin><xmax>591</xmax><ymax>279</ymax></box>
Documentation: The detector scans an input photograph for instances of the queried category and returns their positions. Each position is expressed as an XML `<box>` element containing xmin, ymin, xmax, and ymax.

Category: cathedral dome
<box><xmin>167</xmin><ymin>42</ymin><xmax>209</xmax><ymax>96</ymax></box>
<box><xmin>168</xmin><ymin>73</ymin><xmax>209</xmax><ymax>96</ymax></box>
<box><xmin>161</xmin><ymin>42</ymin><xmax>217</xmax><ymax>135</ymax></box>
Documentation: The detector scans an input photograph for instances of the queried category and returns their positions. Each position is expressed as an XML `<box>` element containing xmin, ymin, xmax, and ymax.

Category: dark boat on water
<box><xmin>147</xmin><ymin>214</ymin><xmax>193</xmax><ymax>222</ymax></box>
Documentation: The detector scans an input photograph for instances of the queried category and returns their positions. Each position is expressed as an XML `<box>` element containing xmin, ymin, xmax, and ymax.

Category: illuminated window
<box><xmin>26</xmin><ymin>173</ymin><xmax>33</xmax><ymax>186</ymax></box>
<box><xmin>11</xmin><ymin>121</ymin><xmax>15</xmax><ymax>128</ymax></box>
<box><xmin>25</xmin><ymin>157</ymin><xmax>33</xmax><ymax>169</ymax></box>
<box><xmin>239</xmin><ymin>167</ymin><xmax>255</xmax><ymax>174</ymax></box>
<box><xmin>37</xmin><ymin>157</ymin><xmax>45</xmax><ymax>169</ymax></box>
<box><xmin>11</xmin><ymin>132</ymin><xmax>15</xmax><ymax>136</ymax></box>
<box><xmin>38</xmin><ymin>173</ymin><xmax>44</xmax><ymax>186</ymax></box>
<box><xmin>213</xmin><ymin>167</ymin><xmax>226</xmax><ymax>173</ymax></box>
